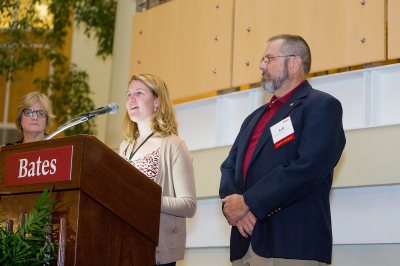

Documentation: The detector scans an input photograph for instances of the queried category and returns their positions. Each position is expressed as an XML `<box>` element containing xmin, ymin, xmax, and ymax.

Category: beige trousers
<box><xmin>232</xmin><ymin>245</ymin><xmax>327</xmax><ymax>266</ymax></box>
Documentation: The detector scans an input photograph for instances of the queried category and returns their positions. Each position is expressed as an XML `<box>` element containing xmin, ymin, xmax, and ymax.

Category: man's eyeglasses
<box><xmin>22</xmin><ymin>109</ymin><xmax>47</xmax><ymax>118</ymax></box>
<box><xmin>260</xmin><ymin>54</ymin><xmax>296</xmax><ymax>64</ymax></box>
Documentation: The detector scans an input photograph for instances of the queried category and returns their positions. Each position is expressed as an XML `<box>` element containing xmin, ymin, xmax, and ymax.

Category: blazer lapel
<box><xmin>249</xmin><ymin>81</ymin><xmax>311</xmax><ymax>165</ymax></box>
<box><xmin>236</xmin><ymin>106</ymin><xmax>267</xmax><ymax>177</ymax></box>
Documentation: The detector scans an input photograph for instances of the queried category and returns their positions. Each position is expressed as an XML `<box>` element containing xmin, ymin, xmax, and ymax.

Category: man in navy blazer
<box><xmin>220</xmin><ymin>34</ymin><xmax>346</xmax><ymax>266</ymax></box>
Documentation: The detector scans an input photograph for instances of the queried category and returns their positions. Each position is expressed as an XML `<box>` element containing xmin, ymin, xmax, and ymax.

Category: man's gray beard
<box><xmin>261</xmin><ymin>62</ymin><xmax>289</xmax><ymax>94</ymax></box>
<box><xmin>261</xmin><ymin>76</ymin><xmax>286</xmax><ymax>93</ymax></box>
<box><xmin>262</xmin><ymin>81</ymin><xmax>277</xmax><ymax>93</ymax></box>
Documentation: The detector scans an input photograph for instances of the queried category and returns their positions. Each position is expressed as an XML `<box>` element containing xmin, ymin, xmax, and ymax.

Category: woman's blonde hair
<box><xmin>15</xmin><ymin>92</ymin><xmax>55</xmax><ymax>132</ymax></box>
<box><xmin>122</xmin><ymin>74</ymin><xmax>178</xmax><ymax>142</ymax></box>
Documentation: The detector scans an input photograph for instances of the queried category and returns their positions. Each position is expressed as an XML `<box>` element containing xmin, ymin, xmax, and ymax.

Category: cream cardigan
<box><xmin>119</xmin><ymin>134</ymin><xmax>197</xmax><ymax>264</ymax></box>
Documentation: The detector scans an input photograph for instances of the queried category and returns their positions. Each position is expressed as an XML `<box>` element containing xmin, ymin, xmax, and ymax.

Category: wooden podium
<box><xmin>0</xmin><ymin>135</ymin><xmax>161</xmax><ymax>265</ymax></box>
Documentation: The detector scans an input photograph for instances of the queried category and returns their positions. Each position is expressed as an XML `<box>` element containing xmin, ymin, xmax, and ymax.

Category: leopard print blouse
<box><xmin>130</xmin><ymin>148</ymin><xmax>160</xmax><ymax>181</ymax></box>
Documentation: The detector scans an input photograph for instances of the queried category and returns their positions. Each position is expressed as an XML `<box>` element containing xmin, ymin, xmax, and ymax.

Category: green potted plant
<box><xmin>0</xmin><ymin>189</ymin><xmax>58</xmax><ymax>265</ymax></box>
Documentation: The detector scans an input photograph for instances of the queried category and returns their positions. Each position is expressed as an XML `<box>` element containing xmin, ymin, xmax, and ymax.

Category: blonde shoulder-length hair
<box><xmin>122</xmin><ymin>74</ymin><xmax>178</xmax><ymax>142</ymax></box>
<box><xmin>15</xmin><ymin>91</ymin><xmax>55</xmax><ymax>132</ymax></box>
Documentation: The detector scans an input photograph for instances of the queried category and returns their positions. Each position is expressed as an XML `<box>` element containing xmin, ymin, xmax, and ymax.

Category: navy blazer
<box><xmin>220</xmin><ymin>81</ymin><xmax>346</xmax><ymax>264</ymax></box>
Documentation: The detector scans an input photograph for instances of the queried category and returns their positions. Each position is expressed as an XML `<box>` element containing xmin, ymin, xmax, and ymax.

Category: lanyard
<box><xmin>129</xmin><ymin>132</ymin><xmax>154</xmax><ymax>161</ymax></box>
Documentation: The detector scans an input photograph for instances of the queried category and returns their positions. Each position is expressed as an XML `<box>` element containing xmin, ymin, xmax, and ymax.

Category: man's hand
<box><xmin>236</xmin><ymin>211</ymin><xmax>257</xmax><ymax>238</ymax></box>
<box><xmin>222</xmin><ymin>194</ymin><xmax>249</xmax><ymax>225</ymax></box>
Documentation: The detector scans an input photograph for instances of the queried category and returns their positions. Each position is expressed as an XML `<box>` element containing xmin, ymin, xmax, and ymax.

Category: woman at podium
<box><xmin>11</xmin><ymin>92</ymin><xmax>54</xmax><ymax>144</ymax></box>
<box><xmin>119</xmin><ymin>74</ymin><xmax>197</xmax><ymax>266</ymax></box>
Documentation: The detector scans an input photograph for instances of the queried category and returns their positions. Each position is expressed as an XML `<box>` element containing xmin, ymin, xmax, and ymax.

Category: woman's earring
<box><xmin>154</xmin><ymin>101</ymin><xmax>159</xmax><ymax>113</ymax></box>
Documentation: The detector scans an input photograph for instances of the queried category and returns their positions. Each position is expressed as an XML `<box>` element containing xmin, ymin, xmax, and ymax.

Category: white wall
<box><xmin>105</xmin><ymin>0</ymin><xmax>138</xmax><ymax>149</ymax></box>
<box><xmin>70</xmin><ymin>23</ymin><xmax>113</xmax><ymax>143</ymax></box>
<box><xmin>185</xmin><ymin>186</ymin><xmax>400</xmax><ymax>247</ymax></box>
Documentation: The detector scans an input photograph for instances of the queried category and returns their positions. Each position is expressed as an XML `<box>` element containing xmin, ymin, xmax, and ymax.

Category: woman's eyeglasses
<box><xmin>22</xmin><ymin>109</ymin><xmax>47</xmax><ymax>118</ymax></box>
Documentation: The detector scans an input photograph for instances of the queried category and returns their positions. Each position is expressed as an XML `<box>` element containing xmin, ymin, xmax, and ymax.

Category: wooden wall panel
<box><xmin>388</xmin><ymin>0</ymin><xmax>400</xmax><ymax>59</ymax></box>
<box><xmin>129</xmin><ymin>0</ymin><xmax>234</xmax><ymax>100</ymax></box>
<box><xmin>232</xmin><ymin>0</ymin><xmax>385</xmax><ymax>87</ymax></box>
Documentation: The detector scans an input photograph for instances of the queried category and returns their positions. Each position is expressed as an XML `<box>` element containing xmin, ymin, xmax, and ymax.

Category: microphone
<box><xmin>80</xmin><ymin>103</ymin><xmax>119</xmax><ymax>118</ymax></box>
<box><xmin>45</xmin><ymin>103</ymin><xmax>119</xmax><ymax>140</ymax></box>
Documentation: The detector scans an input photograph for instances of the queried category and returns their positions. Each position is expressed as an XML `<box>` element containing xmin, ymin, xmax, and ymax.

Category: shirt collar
<box><xmin>268</xmin><ymin>80</ymin><xmax>305</xmax><ymax>106</ymax></box>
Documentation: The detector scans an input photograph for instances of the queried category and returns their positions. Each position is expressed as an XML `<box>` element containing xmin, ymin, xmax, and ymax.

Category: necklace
<box><xmin>129</xmin><ymin>132</ymin><xmax>154</xmax><ymax>160</ymax></box>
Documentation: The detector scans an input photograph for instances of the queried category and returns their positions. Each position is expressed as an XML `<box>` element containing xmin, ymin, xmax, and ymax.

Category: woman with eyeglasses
<box><xmin>12</xmin><ymin>92</ymin><xmax>55</xmax><ymax>144</ymax></box>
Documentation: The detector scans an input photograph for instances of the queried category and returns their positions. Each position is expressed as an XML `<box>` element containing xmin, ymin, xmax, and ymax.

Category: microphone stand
<box><xmin>44</xmin><ymin>115</ymin><xmax>91</xmax><ymax>140</ymax></box>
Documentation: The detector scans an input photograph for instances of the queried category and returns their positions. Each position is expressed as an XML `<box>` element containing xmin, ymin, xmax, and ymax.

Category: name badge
<box><xmin>270</xmin><ymin>117</ymin><xmax>295</xmax><ymax>149</ymax></box>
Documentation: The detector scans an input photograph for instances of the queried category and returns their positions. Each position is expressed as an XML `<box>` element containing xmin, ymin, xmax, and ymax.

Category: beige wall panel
<box><xmin>129</xmin><ymin>0</ymin><xmax>233</xmax><ymax>100</ymax></box>
<box><xmin>232</xmin><ymin>0</ymin><xmax>385</xmax><ymax>87</ymax></box>
<box><xmin>192</xmin><ymin>125</ymin><xmax>400</xmax><ymax>198</ymax></box>
<box><xmin>333</xmin><ymin>125</ymin><xmax>400</xmax><ymax>187</ymax></box>
<box><xmin>192</xmin><ymin>146</ymin><xmax>231</xmax><ymax>198</ymax></box>
<box><xmin>178</xmin><ymin>247</ymin><xmax>230</xmax><ymax>266</ymax></box>
<box><xmin>388</xmin><ymin>0</ymin><xmax>400</xmax><ymax>59</ymax></box>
